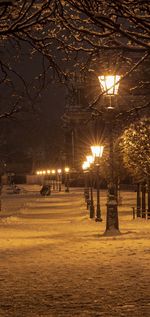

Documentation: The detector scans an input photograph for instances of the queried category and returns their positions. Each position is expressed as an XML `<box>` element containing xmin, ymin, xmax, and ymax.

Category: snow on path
<box><xmin>0</xmin><ymin>186</ymin><xmax>149</xmax><ymax>317</ymax></box>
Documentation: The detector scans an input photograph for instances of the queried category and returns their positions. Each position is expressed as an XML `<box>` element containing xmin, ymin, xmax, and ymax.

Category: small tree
<box><xmin>120</xmin><ymin>117</ymin><xmax>150</xmax><ymax>180</ymax></box>
<box><xmin>120</xmin><ymin>117</ymin><xmax>150</xmax><ymax>218</ymax></box>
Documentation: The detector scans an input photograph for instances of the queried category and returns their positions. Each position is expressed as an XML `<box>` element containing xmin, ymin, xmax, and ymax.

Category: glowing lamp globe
<box><xmin>82</xmin><ymin>161</ymin><xmax>90</xmax><ymax>171</ymax></box>
<box><xmin>86</xmin><ymin>155</ymin><xmax>94</xmax><ymax>164</ymax></box>
<box><xmin>64</xmin><ymin>167</ymin><xmax>70</xmax><ymax>173</ymax></box>
<box><xmin>91</xmin><ymin>145</ymin><xmax>104</xmax><ymax>158</ymax></box>
<box><xmin>98</xmin><ymin>75</ymin><xmax>120</xmax><ymax>95</ymax></box>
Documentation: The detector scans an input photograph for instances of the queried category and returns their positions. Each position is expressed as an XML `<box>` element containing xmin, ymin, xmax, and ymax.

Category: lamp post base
<box><xmin>95</xmin><ymin>205</ymin><xmax>102</xmax><ymax>222</ymax></box>
<box><xmin>105</xmin><ymin>195</ymin><xmax>120</xmax><ymax>234</ymax></box>
<box><xmin>90</xmin><ymin>204</ymin><xmax>95</xmax><ymax>219</ymax></box>
<box><xmin>95</xmin><ymin>217</ymin><xmax>102</xmax><ymax>222</ymax></box>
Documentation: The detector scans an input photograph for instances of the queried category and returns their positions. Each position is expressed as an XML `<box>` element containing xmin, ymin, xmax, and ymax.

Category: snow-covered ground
<box><xmin>0</xmin><ymin>185</ymin><xmax>149</xmax><ymax>317</ymax></box>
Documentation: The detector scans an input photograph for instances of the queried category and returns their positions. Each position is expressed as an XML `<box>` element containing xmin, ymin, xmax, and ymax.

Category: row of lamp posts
<box><xmin>38</xmin><ymin>74</ymin><xmax>121</xmax><ymax>234</ymax></box>
<box><xmin>36</xmin><ymin>167</ymin><xmax>70</xmax><ymax>193</ymax></box>
<box><xmin>82</xmin><ymin>145</ymin><xmax>104</xmax><ymax>222</ymax></box>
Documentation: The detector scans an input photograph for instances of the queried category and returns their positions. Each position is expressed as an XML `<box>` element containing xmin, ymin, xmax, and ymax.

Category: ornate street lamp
<box><xmin>64</xmin><ymin>167</ymin><xmax>70</xmax><ymax>192</ymax></box>
<box><xmin>98</xmin><ymin>74</ymin><xmax>121</xmax><ymax>234</ymax></box>
<box><xmin>91</xmin><ymin>145</ymin><xmax>104</xmax><ymax>222</ymax></box>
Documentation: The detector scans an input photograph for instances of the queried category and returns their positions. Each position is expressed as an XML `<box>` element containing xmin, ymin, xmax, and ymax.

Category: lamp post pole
<box><xmin>65</xmin><ymin>167</ymin><xmax>70</xmax><ymax>192</ymax></box>
<box><xmin>91</xmin><ymin>146</ymin><xmax>103</xmax><ymax>222</ymax></box>
<box><xmin>84</xmin><ymin>156</ymin><xmax>95</xmax><ymax>218</ymax></box>
<box><xmin>89</xmin><ymin>171</ymin><xmax>95</xmax><ymax>219</ymax></box>
<box><xmin>85</xmin><ymin>171</ymin><xmax>90</xmax><ymax>208</ymax></box>
<box><xmin>51</xmin><ymin>170</ymin><xmax>56</xmax><ymax>191</ymax></box>
<box><xmin>82</xmin><ymin>162</ymin><xmax>90</xmax><ymax>208</ymax></box>
<box><xmin>57</xmin><ymin>169</ymin><xmax>62</xmax><ymax>192</ymax></box>
<box><xmin>106</xmin><ymin>109</ymin><xmax>119</xmax><ymax>232</ymax></box>
<box><xmin>95</xmin><ymin>164</ymin><xmax>102</xmax><ymax>222</ymax></box>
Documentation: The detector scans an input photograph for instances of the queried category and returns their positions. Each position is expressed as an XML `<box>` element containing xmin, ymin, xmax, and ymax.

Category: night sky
<box><xmin>0</xmin><ymin>48</ymin><xmax>66</xmax><ymax>174</ymax></box>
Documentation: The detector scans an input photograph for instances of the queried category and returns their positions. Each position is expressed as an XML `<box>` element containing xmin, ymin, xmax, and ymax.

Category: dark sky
<box><xmin>0</xmin><ymin>46</ymin><xmax>67</xmax><ymax>173</ymax></box>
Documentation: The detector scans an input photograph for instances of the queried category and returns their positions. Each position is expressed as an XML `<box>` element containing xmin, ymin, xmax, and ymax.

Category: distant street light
<box><xmin>86</xmin><ymin>155</ymin><xmax>94</xmax><ymax>165</ymax></box>
<box><xmin>64</xmin><ymin>167</ymin><xmax>70</xmax><ymax>192</ymax></box>
<box><xmin>83</xmin><ymin>156</ymin><xmax>95</xmax><ymax>219</ymax></box>
<box><xmin>98</xmin><ymin>74</ymin><xmax>121</xmax><ymax>234</ymax></box>
<box><xmin>91</xmin><ymin>145</ymin><xmax>104</xmax><ymax>222</ymax></box>
<box><xmin>57</xmin><ymin>169</ymin><xmax>62</xmax><ymax>192</ymax></box>
<box><xmin>51</xmin><ymin>169</ymin><xmax>56</xmax><ymax>190</ymax></box>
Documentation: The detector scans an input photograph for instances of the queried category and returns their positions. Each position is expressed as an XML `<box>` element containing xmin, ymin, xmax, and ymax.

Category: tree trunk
<box><xmin>147</xmin><ymin>178</ymin><xmax>150</xmax><ymax>219</ymax></box>
<box><xmin>141</xmin><ymin>182</ymin><xmax>146</xmax><ymax>218</ymax></box>
<box><xmin>136</xmin><ymin>183</ymin><xmax>141</xmax><ymax>217</ymax></box>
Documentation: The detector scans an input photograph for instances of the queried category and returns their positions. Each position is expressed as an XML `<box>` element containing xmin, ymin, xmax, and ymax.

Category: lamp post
<box><xmin>89</xmin><ymin>165</ymin><xmax>95</xmax><ymax>219</ymax></box>
<box><xmin>64</xmin><ymin>167</ymin><xmax>70</xmax><ymax>192</ymax></box>
<box><xmin>57</xmin><ymin>169</ymin><xmax>62</xmax><ymax>192</ymax></box>
<box><xmin>91</xmin><ymin>145</ymin><xmax>104</xmax><ymax>222</ymax></box>
<box><xmin>86</xmin><ymin>155</ymin><xmax>94</xmax><ymax>210</ymax></box>
<box><xmin>46</xmin><ymin>169</ymin><xmax>51</xmax><ymax>191</ymax></box>
<box><xmin>98</xmin><ymin>74</ymin><xmax>121</xmax><ymax>234</ymax></box>
<box><xmin>51</xmin><ymin>169</ymin><xmax>56</xmax><ymax>190</ymax></box>
<box><xmin>82</xmin><ymin>161</ymin><xmax>90</xmax><ymax>208</ymax></box>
